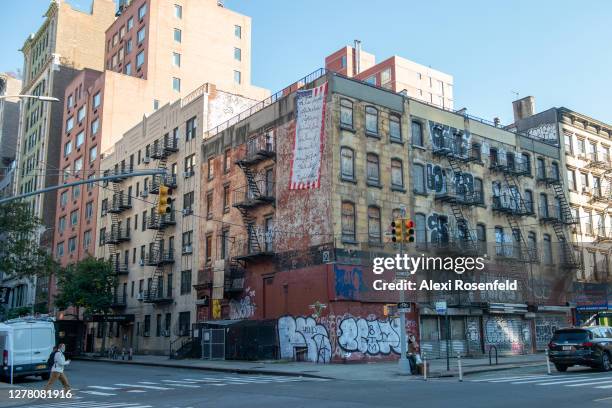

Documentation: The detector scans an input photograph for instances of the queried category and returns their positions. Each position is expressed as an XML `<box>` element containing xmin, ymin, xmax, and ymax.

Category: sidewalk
<box><xmin>74</xmin><ymin>352</ymin><xmax>548</xmax><ymax>382</ymax></box>
<box><xmin>0</xmin><ymin>382</ymin><xmax>36</xmax><ymax>408</ymax></box>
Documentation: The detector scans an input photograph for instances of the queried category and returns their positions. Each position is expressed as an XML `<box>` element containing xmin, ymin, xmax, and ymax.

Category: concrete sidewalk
<box><xmin>74</xmin><ymin>352</ymin><xmax>548</xmax><ymax>381</ymax></box>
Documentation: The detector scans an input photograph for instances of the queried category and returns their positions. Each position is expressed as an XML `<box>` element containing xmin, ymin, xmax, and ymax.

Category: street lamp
<box><xmin>0</xmin><ymin>94</ymin><xmax>60</xmax><ymax>102</ymax></box>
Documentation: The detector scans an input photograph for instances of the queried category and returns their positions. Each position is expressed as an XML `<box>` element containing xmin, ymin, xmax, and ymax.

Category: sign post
<box><xmin>435</xmin><ymin>301</ymin><xmax>450</xmax><ymax>371</ymax></box>
<box><xmin>397</xmin><ymin>237</ymin><xmax>411</xmax><ymax>376</ymax></box>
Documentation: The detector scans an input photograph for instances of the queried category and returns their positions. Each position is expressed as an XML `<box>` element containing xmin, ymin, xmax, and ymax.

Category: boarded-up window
<box><xmin>341</xmin><ymin>202</ymin><xmax>356</xmax><ymax>242</ymax></box>
<box><xmin>367</xmin><ymin>153</ymin><xmax>380</xmax><ymax>184</ymax></box>
<box><xmin>368</xmin><ymin>206</ymin><xmax>381</xmax><ymax>243</ymax></box>
<box><xmin>391</xmin><ymin>159</ymin><xmax>403</xmax><ymax>188</ymax></box>
<box><xmin>340</xmin><ymin>147</ymin><xmax>354</xmax><ymax>180</ymax></box>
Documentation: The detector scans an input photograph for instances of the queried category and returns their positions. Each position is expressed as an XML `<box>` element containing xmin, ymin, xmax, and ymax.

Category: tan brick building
<box><xmin>92</xmin><ymin>84</ymin><xmax>258</xmax><ymax>354</ymax></box>
<box><xmin>197</xmin><ymin>71</ymin><xmax>576</xmax><ymax>362</ymax></box>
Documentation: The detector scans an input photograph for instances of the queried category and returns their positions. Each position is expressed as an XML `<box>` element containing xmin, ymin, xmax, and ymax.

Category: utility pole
<box><xmin>393</xmin><ymin>211</ymin><xmax>413</xmax><ymax>375</ymax></box>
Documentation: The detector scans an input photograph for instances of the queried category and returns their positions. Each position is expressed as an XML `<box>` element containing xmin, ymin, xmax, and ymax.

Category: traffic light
<box><xmin>391</xmin><ymin>219</ymin><xmax>403</xmax><ymax>242</ymax></box>
<box><xmin>405</xmin><ymin>219</ymin><xmax>415</xmax><ymax>243</ymax></box>
<box><xmin>157</xmin><ymin>185</ymin><xmax>173</xmax><ymax>215</ymax></box>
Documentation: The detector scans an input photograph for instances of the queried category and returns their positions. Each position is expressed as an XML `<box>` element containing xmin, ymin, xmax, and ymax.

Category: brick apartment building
<box><xmin>11</xmin><ymin>0</ymin><xmax>116</xmax><ymax>312</ymax></box>
<box><xmin>196</xmin><ymin>71</ymin><xmax>577</xmax><ymax>362</ymax></box>
<box><xmin>51</xmin><ymin>0</ymin><xmax>268</xmax><ymax>312</ymax></box>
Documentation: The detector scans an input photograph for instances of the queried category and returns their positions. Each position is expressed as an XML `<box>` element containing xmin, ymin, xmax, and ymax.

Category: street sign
<box><xmin>397</xmin><ymin>302</ymin><xmax>411</xmax><ymax>312</ymax></box>
<box><xmin>435</xmin><ymin>301</ymin><xmax>447</xmax><ymax>315</ymax></box>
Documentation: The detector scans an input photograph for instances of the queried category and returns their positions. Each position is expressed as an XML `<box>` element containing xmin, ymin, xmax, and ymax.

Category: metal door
<box><xmin>201</xmin><ymin>328</ymin><xmax>225</xmax><ymax>360</ymax></box>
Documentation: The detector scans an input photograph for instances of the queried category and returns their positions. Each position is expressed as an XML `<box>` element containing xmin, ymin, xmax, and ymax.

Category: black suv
<box><xmin>548</xmin><ymin>327</ymin><xmax>612</xmax><ymax>372</ymax></box>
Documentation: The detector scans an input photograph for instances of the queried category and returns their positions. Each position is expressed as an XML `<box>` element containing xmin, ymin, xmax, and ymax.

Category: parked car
<box><xmin>0</xmin><ymin>317</ymin><xmax>56</xmax><ymax>381</ymax></box>
<box><xmin>548</xmin><ymin>326</ymin><xmax>612</xmax><ymax>372</ymax></box>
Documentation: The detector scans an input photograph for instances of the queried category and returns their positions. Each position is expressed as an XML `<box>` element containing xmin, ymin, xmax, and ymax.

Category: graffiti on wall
<box><xmin>229</xmin><ymin>288</ymin><xmax>256</xmax><ymax>320</ymax></box>
<box><xmin>427</xmin><ymin>212</ymin><xmax>449</xmax><ymax>244</ymax></box>
<box><xmin>427</xmin><ymin>164</ymin><xmax>447</xmax><ymax>193</ymax></box>
<box><xmin>278</xmin><ymin>315</ymin><xmax>417</xmax><ymax>363</ymax></box>
<box><xmin>535</xmin><ymin>315</ymin><xmax>568</xmax><ymax>350</ymax></box>
<box><xmin>337</xmin><ymin>317</ymin><xmax>402</xmax><ymax>355</ymax></box>
<box><xmin>484</xmin><ymin>316</ymin><xmax>531</xmax><ymax>354</ymax></box>
<box><xmin>526</xmin><ymin>123</ymin><xmax>558</xmax><ymax>143</ymax></box>
<box><xmin>334</xmin><ymin>265</ymin><xmax>364</xmax><ymax>300</ymax></box>
<box><xmin>278</xmin><ymin>316</ymin><xmax>332</xmax><ymax>363</ymax></box>
<box><xmin>429</xmin><ymin>121</ymin><xmax>471</xmax><ymax>158</ymax></box>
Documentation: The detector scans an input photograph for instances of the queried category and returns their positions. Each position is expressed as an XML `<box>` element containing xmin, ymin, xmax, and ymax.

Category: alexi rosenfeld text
<box><xmin>371</xmin><ymin>254</ymin><xmax>518</xmax><ymax>292</ymax></box>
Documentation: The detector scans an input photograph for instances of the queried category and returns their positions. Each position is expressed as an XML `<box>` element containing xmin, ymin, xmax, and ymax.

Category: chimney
<box><xmin>512</xmin><ymin>96</ymin><xmax>536</xmax><ymax>123</ymax></box>
<box><xmin>354</xmin><ymin>40</ymin><xmax>362</xmax><ymax>76</ymax></box>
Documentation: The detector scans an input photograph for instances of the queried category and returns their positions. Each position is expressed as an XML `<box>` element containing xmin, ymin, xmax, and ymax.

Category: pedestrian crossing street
<box><xmin>470</xmin><ymin>372</ymin><xmax>612</xmax><ymax>391</ymax></box>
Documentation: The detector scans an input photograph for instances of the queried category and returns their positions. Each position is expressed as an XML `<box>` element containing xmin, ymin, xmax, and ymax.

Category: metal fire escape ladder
<box><xmin>108</xmin><ymin>181</ymin><xmax>121</xmax><ymax>271</ymax></box>
<box><xmin>145</xmin><ymin>147</ymin><xmax>169</xmax><ymax>302</ymax></box>
<box><xmin>444</xmin><ymin>154</ymin><xmax>478</xmax><ymax>253</ymax></box>
<box><xmin>548</xmin><ymin>177</ymin><xmax>581</xmax><ymax>269</ymax></box>
<box><xmin>235</xmin><ymin>161</ymin><xmax>262</xmax><ymax>254</ymax></box>
<box><xmin>501</xmin><ymin>171</ymin><xmax>536</xmax><ymax>263</ymax></box>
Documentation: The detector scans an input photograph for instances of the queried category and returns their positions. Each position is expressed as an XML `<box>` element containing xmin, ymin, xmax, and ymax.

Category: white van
<box><xmin>0</xmin><ymin>317</ymin><xmax>56</xmax><ymax>381</ymax></box>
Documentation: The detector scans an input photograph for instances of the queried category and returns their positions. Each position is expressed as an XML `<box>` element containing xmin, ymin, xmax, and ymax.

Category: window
<box><xmin>76</xmin><ymin>131</ymin><xmax>84</xmax><ymax>148</ymax></box>
<box><xmin>174</xmin><ymin>4</ymin><xmax>182</xmax><ymax>18</ymax></box>
<box><xmin>85</xmin><ymin>201</ymin><xmax>93</xmax><ymax>219</ymax></box>
<box><xmin>477</xmin><ymin>223</ymin><xmax>486</xmax><ymax>242</ymax></box>
<box><xmin>138</xmin><ymin>3</ymin><xmax>147</xmax><ymax>19</ymax></box>
<box><xmin>180</xmin><ymin>270</ymin><xmax>191</xmax><ymax>295</ymax></box>
<box><xmin>474</xmin><ymin>177</ymin><xmax>484</xmax><ymax>203</ymax></box>
<box><xmin>172</xmin><ymin>77</ymin><xmax>181</xmax><ymax>92</ymax></box>
<box><xmin>577</xmin><ymin>138</ymin><xmax>585</xmax><ymax>154</ymax></box>
<box><xmin>234</xmin><ymin>70</ymin><xmax>241</xmax><ymax>84</ymax></box>
<box><xmin>136</xmin><ymin>51</ymin><xmax>145</xmax><ymax>68</ymax></box>
<box><xmin>224</xmin><ymin>149</ymin><xmax>231</xmax><ymax>172</ymax></box>
<box><xmin>234</xmin><ymin>47</ymin><xmax>241</xmax><ymax>61</ymax></box>
<box><xmin>64</xmin><ymin>141</ymin><xmax>72</xmax><ymax>157</ymax></box>
<box><xmin>100</xmin><ymin>198</ymin><xmax>108</xmax><ymax>216</ymax></box>
<box><xmin>174</xmin><ymin>28</ymin><xmax>182</xmax><ymax>43</ymax></box>
<box><xmin>93</xmin><ymin>92</ymin><xmax>100</xmax><ymax>108</ymax></box>
<box><xmin>207</xmin><ymin>157</ymin><xmax>214</xmax><ymax>180</ymax></box>
<box><xmin>58</xmin><ymin>216</ymin><xmax>66</xmax><ymax>233</ymax></box>
<box><xmin>91</xmin><ymin>118</ymin><xmax>99</xmax><ymax>134</ymax></box>
<box><xmin>77</xmin><ymin>106</ymin><xmax>85</xmax><ymax>123</ymax></box>
<box><xmin>223</xmin><ymin>184</ymin><xmax>230</xmax><ymax>212</ymax></box>
<box><xmin>340</xmin><ymin>99</ymin><xmax>353</xmax><ymax>128</ymax></box>
<box><xmin>137</xmin><ymin>27</ymin><xmax>146</xmax><ymax>44</ymax></box>
<box><xmin>184</xmin><ymin>154</ymin><xmax>195</xmax><ymax>174</ymax></box>
<box><xmin>205</xmin><ymin>234</ymin><xmax>212</xmax><ymax>264</ymax></box>
<box><xmin>172</xmin><ymin>52</ymin><xmax>181</xmax><ymax>67</ymax></box>
<box><xmin>127</xmin><ymin>16</ymin><xmax>134</xmax><ymax>30</ymax></box>
<box><xmin>413</xmin><ymin>163</ymin><xmax>426</xmax><ymax>193</ymax></box>
<box><xmin>66</xmin><ymin>117</ymin><xmax>74</xmax><ymax>132</ymax></box>
<box><xmin>341</xmin><ymin>55</ymin><xmax>347</xmax><ymax>68</ymax></box>
<box><xmin>83</xmin><ymin>230</ymin><xmax>91</xmax><ymax>250</ymax></box>
<box><xmin>56</xmin><ymin>242</ymin><xmax>64</xmax><ymax>258</ymax></box>
<box><xmin>391</xmin><ymin>159</ymin><xmax>404</xmax><ymax>188</ymax></box>
<box><xmin>528</xmin><ymin>231</ymin><xmax>537</xmax><ymax>259</ymax></box>
<box><xmin>539</xmin><ymin>193</ymin><xmax>548</xmax><ymax>217</ymax></box>
<box><xmin>72</xmin><ymin>185</ymin><xmax>80</xmax><ymax>200</ymax></box>
<box><xmin>365</xmin><ymin>106</ymin><xmax>378</xmax><ymax>135</ymax></box>
<box><xmin>206</xmin><ymin>192</ymin><xmax>213</xmax><ymax>219</ymax></box>
<box><xmin>536</xmin><ymin>158</ymin><xmax>545</xmax><ymax>179</ymax></box>
<box><xmin>66</xmin><ymin>94</ymin><xmax>73</xmax><ymax>109</ymax></box>
<box><xmin>411</xmin><ymin>121</ymin><xmax>423</xmax><ymax>146</ymax></box>
<box><xmin>126</xmin><ymin>38</ymin><xmax>133</xmax><ymax>53</ymax></box>
<box><xmin>89</xmin><ymin>145</ymin><xmax>97</xmax><ymax>162</ymax></box>
<box><xmin>564</xmin><ymin>133</ymin><xmax>573</xmax><ymax>155</ymax></box>
<box><xmin>234</xmin><ymin>25</ymin><xmax>241</xmax><ymax>38</ymax></box>
<box><xmin>524</xmin><ymin>189</ymin><xmax>534</xmax><ymax>213</ymax></box>
<box><xmin>367</xmin><ymin>206</ymin><xmax>381</xmax><ymax>243</ymax></box>
<box><xmin>68</xmin><ymin>237</ymin><xmax>76</xmax><ymax>253</ymax></box>
<box><xmin>59</xmin><ymin>190</ymin><xmax>68</xmax><ymax>207</ymax></box>
<box><xmin>543</xmin><ymin>234</ymin><xmax>553</xmax><ymax>265</ymax></box>
<box><xmin>389</xmin><ymin>115</ymin><xmax>401</xmax><ymax>142</ymax></box>
<box><xmin>340</xmin><ymin>147</ymin><xmax>354</xmax><ymax>180</ymax></box>
<box><xmin>521</xmin><ymin>152</ymin><xmax>531</xmax><ymax>174</ymax></box>
<box><xmin>341</xmin><ymin>202</ymin><xmax>356</xmax><ymax>243</ymax></box>
<box><xmin>366</xmin><ymin>153</ymin><xmax>380</xmax><ymax>185</ymax></box>
<box><xmin>580</xmin><ymin>173</ymin><xmax>589</xmax><ymax>190</ymax></box>
<box><xmin>183</xmin><ymin>191</ymin><xmax>194</xmax><ymax>214</ymax></box>
<box><xmin>74</xmin><ymin>157</ymin><xmax>83</xmax><ymax>172</ymax></box>
<box><xmin>186</xmin><ymin>116</ymin><xmax>197</xmax><ymax>140</ymax></box>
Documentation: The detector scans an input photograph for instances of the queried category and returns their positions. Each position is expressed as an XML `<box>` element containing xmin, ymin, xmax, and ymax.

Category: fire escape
<box><xmin>537</xmin><ymin>162</ymin><xmax>581</xmax><ymax>270</ymax></box>
<box><xmin>431</xmin><ymin>125</ymin><xmax>478</xmax><ymax>255</ymax></box>
<box><xmin>143</xmin><ymin>136</ymin><xmax>178</xmax><ymax>304</ymax></box>
<box><xmin>585</xmin><ymin>152</ymin><xmax>612</xmax><ymax>244</ymax></box>
<box><xmin>231</xmin><ymin>131</ymin><xmax>276</xmax><ymax>292</ymax></box>
<box><xmin>105</xmin><ymin>161</ymin><xmax>132</xmax><ymax>309</ymax></box>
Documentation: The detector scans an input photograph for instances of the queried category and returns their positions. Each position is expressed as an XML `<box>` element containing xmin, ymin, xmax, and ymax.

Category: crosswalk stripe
<box><xmin>565</xmin><ymin>379</ymin><xmax>612</xmax><ymax>387</ymax></box>
<box><xmin>471</xmin><ymin>375</ymin><xmax>549</xmax><ymax>382</ymax></box>
<box><xmin>87</xmin><ymin>386</ymin><xmax>121</xmax><ymax>390</ymax></box>
<box><xmin>594</xmin><ymin>383</ymin><xmax>612</xmax><ymax>389</ymax></box>
<box><xmin>126</xmin><ymin>390</ymin><xmax>147</xmax><ymax>393</ymax></box>
<box><xmin>536</xmin><ymin>376</ymin><xmax>612</xmax><ymax>386</ymax></box>
<box><xmin>79</xmin><ymin>391</ymin><xmax>117</xmax><ymax>396</ymax></box>
<box><xmin>510</xmin><ymin>373</ymin><xmax>603</xmax><ymax>384</ymax></box>
<box><xmin>115</xmin><ymin>383</ymin><xmax>173</xmax><ymax>390</ymax></box>
<box><xmin>137</xmin><ymin>381</ymin><xmax>159</xmax><ymax>384</ymax></box>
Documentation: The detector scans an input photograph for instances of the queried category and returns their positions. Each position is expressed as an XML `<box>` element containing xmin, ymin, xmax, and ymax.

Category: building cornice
<box><xmin>558</xmin><ymin>107</ymin><xmax>612</xmax><ymax>138</ymax></box>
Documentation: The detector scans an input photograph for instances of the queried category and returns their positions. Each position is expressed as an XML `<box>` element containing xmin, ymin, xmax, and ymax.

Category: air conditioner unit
<box><xmin>183</xmin><ymin>171</ymin><xmax>194</xmax><ymax>178</ymax></box>
<box><xmin>141</xmin><ymin>191</ymin><xmax>148</xmax><ymax>198</ymax></box>
<box><xmin>143</xmin><ymin>157</ymin><xmax>151</xmax><ymax>164</ymax></box>
<box><xmin>139</xmin><ymin>259</ymin><xmax>145</xmax><ymax>266</ymax></box>
<box><xmin>183</xmin><ymin>245</ymin><xmax>193</xmax><ymax>254</ymax></box>
<box><xmin>136</xmin><ymin>293</ymin><xmax>144</xmax><ymax>301</ymax></box>
<box><xmin>182</xmin><ymin>208</ymin><xmax>192</xmax><ymax>216</ymax></box>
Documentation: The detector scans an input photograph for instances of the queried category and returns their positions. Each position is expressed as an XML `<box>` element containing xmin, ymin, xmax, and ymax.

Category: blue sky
<box><xmin>2</xmin><ymin>0</ymin><xmax>611</xmax><ymax>125</ymax></box>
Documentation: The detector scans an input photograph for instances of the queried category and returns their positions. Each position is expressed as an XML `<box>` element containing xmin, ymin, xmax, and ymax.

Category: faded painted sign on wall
<box><xmin>289</xmin><ymin>82</ymin><xmax>327</xmax><ymax>190</ymax></box>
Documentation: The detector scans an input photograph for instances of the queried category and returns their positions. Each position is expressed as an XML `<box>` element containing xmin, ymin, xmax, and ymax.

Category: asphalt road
<box><xmin>3</xmin><ymin>361</ymin><xmax>612</xmax><ymax>408</ymax></box>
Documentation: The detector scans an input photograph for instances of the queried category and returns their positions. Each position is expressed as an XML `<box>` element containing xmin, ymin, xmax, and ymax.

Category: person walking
<box><xmin>44</xmin><ymin>343</ymin><xmax>71</xmax><ymax>392</ymax></box>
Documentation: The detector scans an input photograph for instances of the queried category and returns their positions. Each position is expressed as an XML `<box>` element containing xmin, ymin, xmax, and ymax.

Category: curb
<box><xmin>73</xmin><ymin>357</ymin><xmax>333</xmax><ymax>379</ymax></box>
<box><xmin>434</xmin><ymin>362</ymin><xmax>547</xmax><ymax>378</ymax></box>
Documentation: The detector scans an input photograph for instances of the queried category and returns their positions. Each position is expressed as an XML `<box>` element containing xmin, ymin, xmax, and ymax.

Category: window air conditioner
<box><xmin>143</xmin><ymin>157</ymin><xmax>151</xmax><ymax>164</ymax></box>
<box><xmin>136</xmin><ymin>293</ymin><xmax>144</xmax><ymax>301</ymax></box>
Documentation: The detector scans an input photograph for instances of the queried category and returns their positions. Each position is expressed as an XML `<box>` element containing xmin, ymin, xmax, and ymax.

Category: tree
<box><xmin>55</xmin><ymin>257</ymin><xmax>117</xmax><ymax>316</ymax></box>
<box><xmin>0</xmin><ymin>201</ymin><xmax>57</xmax><ymax>281</ymax></box>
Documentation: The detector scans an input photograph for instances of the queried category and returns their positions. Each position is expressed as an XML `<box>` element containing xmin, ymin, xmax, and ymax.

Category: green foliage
<box><xmin>0</xmin><ymin>201</ymin><xmax>57</xmax><ymax>280</ymax></box>
<box><xmin>55</xmin><ymin>257</ymin><xmax>117</xmax><ymax>315</ymax></box>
